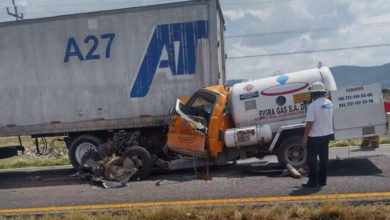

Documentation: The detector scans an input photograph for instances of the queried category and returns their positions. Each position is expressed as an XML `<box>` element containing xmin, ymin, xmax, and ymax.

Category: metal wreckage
<box><xmin>76</xmin><ymin>130</ymin><xmax>158</xmax><ymax>188</ymax></box>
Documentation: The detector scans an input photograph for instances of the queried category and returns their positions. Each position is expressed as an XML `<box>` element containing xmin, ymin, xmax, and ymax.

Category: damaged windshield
<box><xmin>181</xmin><ymin>91</ymin><xmax>216</xmax><ymax>122</ymax></box>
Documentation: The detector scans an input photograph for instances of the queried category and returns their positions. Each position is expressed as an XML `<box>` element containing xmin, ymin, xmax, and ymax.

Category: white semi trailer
<box><xmin>0</xmin><ymin>0</ymin><xmax>226</xmax><ymax>167</ymax></box>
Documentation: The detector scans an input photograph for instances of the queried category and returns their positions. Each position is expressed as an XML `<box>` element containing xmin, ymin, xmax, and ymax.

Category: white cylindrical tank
<box><xmin>229</xmin><ymin>67</ymin><xmax>337</xmax><ymax>133</ymax></box>
<box><xmin>224</xmin><ymin>124</ymin><xmax>273</xmax><ymax>148</ymax></box>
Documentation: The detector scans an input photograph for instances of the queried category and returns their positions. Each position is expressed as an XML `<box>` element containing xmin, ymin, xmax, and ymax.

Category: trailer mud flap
<box><xmin>331</xmin><ymin>83</ymin><xmax>388</xmax><ymax>140</ymax></box>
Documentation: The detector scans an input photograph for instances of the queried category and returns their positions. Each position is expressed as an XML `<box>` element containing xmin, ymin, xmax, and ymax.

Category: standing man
<box><xmin>302</xmin><ymin>82</ymin><xmax>334</xmax><ymax>187</ymax></box>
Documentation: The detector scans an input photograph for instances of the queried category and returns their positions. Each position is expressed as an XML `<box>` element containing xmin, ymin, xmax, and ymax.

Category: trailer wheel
<box><xmin>69</xmin><ymin>135</ymin><xmax>103</xmax><ymax>169</ymax></box>
<box><xmin>124</xmin><ymin>146</ymin><xmax>152</xmax><ymax>180</ymax></box>
<box><xmin>277</xmin><ymin>136</ymin><xmax>307</xmax><ymax>168</ymax></box>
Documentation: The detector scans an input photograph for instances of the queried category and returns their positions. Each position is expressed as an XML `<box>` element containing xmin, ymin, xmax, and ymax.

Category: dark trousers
<box><xmin>307</xmin><ymin>135</ymin><xmax>332</xmax><ymax>184</ymax></box>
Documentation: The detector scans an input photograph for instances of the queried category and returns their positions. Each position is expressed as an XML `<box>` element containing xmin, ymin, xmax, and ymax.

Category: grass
<box><xmin>0</xmin><ymin>202</ymin><xmax>389</xmax><ymax>220</ymax></box>
<box><xmin>0</xmin><ymin>136</ymin><xmax>32</xmax><ymax>147</ymax></box>
<box><xmin>330</xmin><ymin>135</ymin><xmax>390</xmax><ymax>147</ymax></box>
<box><xmin>0</xmin><ymin>155</ymin><xmax>69</xmax><ymax>169</ymax></box>
<box><xmin>0</xmin><ymin>136</ymin><xmax>70</xmax><ymax>169</ymax></box>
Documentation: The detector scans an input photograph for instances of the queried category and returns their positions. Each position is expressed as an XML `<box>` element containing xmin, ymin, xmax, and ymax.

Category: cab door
<box><xmin>167</xmin><ymin>115</ymin><xmax>206</xmax><ymax>154</ymax></box>
<box><xmin>167</xmin><ymin>91</ymin><xmax>217</xmax><ymax>156</ymax></box>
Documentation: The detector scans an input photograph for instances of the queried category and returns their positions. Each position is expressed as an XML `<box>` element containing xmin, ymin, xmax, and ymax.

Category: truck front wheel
<box><xmin>69</xmin><ymin>135</ymin><xmax>103</xmax><ymax>169</ymax></box>
<box><xmin>277</xmin><ymin>136</ymin><xmax>307</xmax><ymax>168</ymax></box>
<box><xmin>124</xmin><ymin>146</ymin><xmax>153</xmax><ymax>180</ymax></box>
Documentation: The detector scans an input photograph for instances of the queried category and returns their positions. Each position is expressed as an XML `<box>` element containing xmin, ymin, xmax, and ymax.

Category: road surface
<box><xmin>0</xmin><ymin>145</ymin><xmax>389</xmax><ymax>214</ymax></box>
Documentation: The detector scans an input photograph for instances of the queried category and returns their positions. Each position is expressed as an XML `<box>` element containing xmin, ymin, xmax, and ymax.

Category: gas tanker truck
<box><xmin>165</xmin><ymin>66</ymin><xmax>388</xmax><ymax>171</ymax></box>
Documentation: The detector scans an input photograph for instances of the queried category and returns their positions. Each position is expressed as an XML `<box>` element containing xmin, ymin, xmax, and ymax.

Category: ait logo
<box><xmin>243</xmin><ymin>84</ymin><xmax>254</xmax><ymax>92</ymax></box>
<box><xmin>130</xmin><ymin>20</ymin><xmax>209</xmax><ymax>98</ymax></box>
<box><xmin>261</xmin><ymin>74</ymin><xmax>309</xmax><ymax>96</ymax></box>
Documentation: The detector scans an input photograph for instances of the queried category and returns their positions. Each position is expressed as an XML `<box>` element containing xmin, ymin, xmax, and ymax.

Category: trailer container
<box><xmin>0</xmin><ymin>0</ymin><xmax>225</xmax><ymax>168</ymax></box>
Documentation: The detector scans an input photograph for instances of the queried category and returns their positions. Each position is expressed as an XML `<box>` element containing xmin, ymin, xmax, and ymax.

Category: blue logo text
<box><xmin>130</xmin><ymin>20</ymin><xmax>209</xmax><ymax>98</ymax></box>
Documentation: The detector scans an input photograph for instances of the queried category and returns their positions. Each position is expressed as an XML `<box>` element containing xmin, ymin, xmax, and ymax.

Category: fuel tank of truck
<box><xmin>228</xmin><ymin>67</ymin><xmax>337</xmax><ymax>133</ymax></box>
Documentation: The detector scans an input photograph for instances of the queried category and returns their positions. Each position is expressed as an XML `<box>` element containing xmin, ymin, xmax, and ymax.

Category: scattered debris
<box><xmin>22</xmin><ymin>138</ymin><xmax>67</xmax><ymax>159</ymax></box>
<box><xmin>286</xmin><ymin>163</ymin><xmax>302</xmax><ymax>179</ymax></box>
<box><xmin>77</xmin><ymin>130</ymin><xmax>142</xmax><ymax>188</ymax></box>
<box><xmin>70</xmin><ymin>172</ymin><xmax>92</xmax><ymax>179</ymax></box>
<box><xmin>250</xmin><ymin>162</ymin><xmax>284</xmax><ymax>175</ymax></box>
<box><xmin>250</xmin><ymin>162</ymin><xmax>308</xmax><ymax>179</ymax></box>
<box><xmin>101</xmin><ymin>180</ymin><xmax>126</xmax><ymax>189</ymax></box>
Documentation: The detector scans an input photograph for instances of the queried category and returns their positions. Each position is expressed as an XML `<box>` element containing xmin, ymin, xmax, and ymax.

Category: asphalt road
<box><xmin>0</xmin><ymin>145</ymin><xmax>389</xmax><ymax>212</ymax></box>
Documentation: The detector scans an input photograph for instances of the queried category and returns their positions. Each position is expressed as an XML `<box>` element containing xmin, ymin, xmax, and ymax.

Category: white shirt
<box><xmin>305</xmin><ymin>97</ymin><xmax>334</xmax><ymax>137</ymax></box>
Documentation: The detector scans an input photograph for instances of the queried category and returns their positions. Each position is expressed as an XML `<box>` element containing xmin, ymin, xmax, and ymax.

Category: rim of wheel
<box><xmin>130</xmin><ymin>155</ymin><xmax>144</xmax><ymax>169</ymax></box>
<box><xmin>285</xmin><ymin>143</ymin><xmax>307</xmax><ymax>167</ymax></box>
<box><xmin>75</xmin><ymin>142</ymin><xmax>97</xmax><ymax>163</ymax></box>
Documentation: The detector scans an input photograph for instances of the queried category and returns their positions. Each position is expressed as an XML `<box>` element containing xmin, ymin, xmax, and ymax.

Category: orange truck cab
<box><xmin>167</xmin><ymin>85</ymin><xmax>232</xmax><ymax>158</ymax></box>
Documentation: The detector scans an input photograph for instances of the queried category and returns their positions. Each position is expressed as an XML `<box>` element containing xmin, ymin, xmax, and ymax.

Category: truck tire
<box><xmin>69</xmin><ymin>135</ymin><xmax>103</xmax><ymax>169</ymax></box>
<box><xmin>124</xmin><ymin>146</ymin><xmax>153</xmax><ymax>180</ymax></box>
<box><xmin>277</xmin><ymin>136</ymin><xmax>307</xmax><ymax>168</ymax></box>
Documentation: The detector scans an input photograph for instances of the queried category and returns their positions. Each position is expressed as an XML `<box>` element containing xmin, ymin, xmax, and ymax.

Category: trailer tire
<box><xmin>277</xmin><ymin>136</ymin><xmax>307</xmax><ymax>168</ymax></box>
<box><xmin>124</xmin><ymin>146</ymin><xmax>153</xmax><ymax>180</ymax></box>
<box><xmin>69</xmin><ymin>135</ymin><xmax>103</xmax><ymax>169</ymax></box>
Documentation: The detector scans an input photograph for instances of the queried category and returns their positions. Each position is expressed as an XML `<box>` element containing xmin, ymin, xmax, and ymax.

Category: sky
<box><xmin>1</xmin><ymin>0</ymin><xmax>390</xmax><ymax>80</ymax></box>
